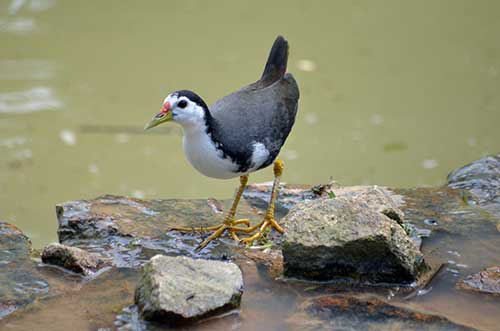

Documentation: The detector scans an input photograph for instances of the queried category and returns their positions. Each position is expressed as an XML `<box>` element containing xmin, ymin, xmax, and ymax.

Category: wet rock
<box><xmin>38</xmin><ymin>171</ymin><xmax>500</xmax><ymax>330</ymax></box>
<box><xmin>447</xmin><ymin>154</ymin><xmax>500</xmax><ymax>216</ymax></box>
<box><xmin>41</xmin><ymin>243</ymin><xmax>102</xmax><ymax>275</ymax></box>
<box><xmin>244</xmin><ymin>182</ymin><xmax>406</xmax><ymax>220</ymax></box>
<box><xmin>135</xmin><ymin>255</ymin><xmax>243</xmax><ymax>325</ymax></box>
<box><xmin>242</xmin><ymin>248</ymin><xmax>284</xmax><ymax>279</ymax></box>
<box><xmin>293</xmin><ymin>294</ymin><xmax>477</xmax><ymax>331</ymax></box>
<box><xmin>243</xmin><ymin>182</ymin><xmax>323</xmax><ymax>217</ymax></box>
<box><xmin>281</xmin><ymin>188</ymin><xmax>428</xmax><ymax>283</ymax></box>
<box><xmin>458</xmin><ymin>266</ymin><xmax>500</xmax><ymax>295</ymax></box>
<box><xmin>0</xmin><ymin>221</ymin><xmax>49</xmax><ymax>319</ymax></box>
<box><xmin>56</xmin><ymin>195</ymin><xmax>261</xmax><ymax>267</ymax></box>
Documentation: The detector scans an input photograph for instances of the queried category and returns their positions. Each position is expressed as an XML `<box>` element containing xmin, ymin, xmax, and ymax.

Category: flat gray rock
<box><xmin>135</xmin><ymin>255</ymin><xmax>243</xmax><ymax>325</ymax></box>
<box><xmin>55</xmin><ymin>195</ymin><xmax>262</xmax><ymax>266</ymax></box>
<box><xmin>41</xmin><ymin>243</ymin><xmax>102</xmax><ymax>275</ymax></box>
<box><xmin>281</xmin><ymin>187</ymin><xmax>428</xmax><ymax>283</ymax></box>
<box><xmin>458</xmin><ymin>266</ymin><xmax>500</xmax><ymax>295</ymax></box>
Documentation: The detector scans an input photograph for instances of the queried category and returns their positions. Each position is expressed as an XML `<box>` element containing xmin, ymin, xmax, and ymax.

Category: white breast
<box><xmin>182</xmin><ymin>129</ymin><xmax>239</xmax><ymax>179</ymax></box>
<box><xmin>182</xmin><ymin>128</ymin><xmax>270</xmax><ymax>180</ymax></box>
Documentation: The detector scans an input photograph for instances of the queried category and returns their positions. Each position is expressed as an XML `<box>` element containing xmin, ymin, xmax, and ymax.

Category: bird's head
<box><xmin>144</xmin><ymin>90</ymin><xmax>209</xmax><ymax>130</ymax></box>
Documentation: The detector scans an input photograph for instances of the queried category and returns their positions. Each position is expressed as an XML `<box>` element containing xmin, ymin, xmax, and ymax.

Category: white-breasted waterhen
<box><xmin>145</xmin><ymin>36</ymin><xmax>300</xmax><ymax>250</ymax></box>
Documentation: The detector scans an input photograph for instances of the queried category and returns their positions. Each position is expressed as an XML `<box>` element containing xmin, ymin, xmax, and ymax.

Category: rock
<box><xmin>281</xmin><ymin>188</ymin><xmax>428</xmax><ymax>283</ymax></box>
<box><xmin>244</xmin><ymin>182</ymin><xmax>405</xmax><ymax>217</ymax></box>
<box><xmin>458</xmin><ymin>266</ymin><xmax>500</xmax><ymax>295</ymax></box>
<box><xmin>56</xmin><ymin>195</ymin><xmax>262</xmax><ymax>267</ymax></box>
<box><xmin>41</xmin><ymin>243</ymin><xmax>102</xmax><ymax>275</ymax></box>
<box><xmin>243</xmin><ymin>182</ymin><xmax>325</xmax><ymax>217</ymax></box>
<box><xmin>292</xmin><ymin>294</ymin><xmax>477</xmax><ymax>331</ymax></box>
<box><xmin>242</xmin><ymin>248</ymin><xmax>284</xmax><ymax>279</ymax></box>
<box><xmin>447</xmin><ymin>154</ymin><xmax>500</xmax><ymax>216</ymax></box>
<box><xmin>0</xmin><ymin>221</ymin><xmax>49</xmax><ymax>319</ymax></box>
<box><xmin>14</xmin><ymin>169</ymin><xmax>495</xmax><ymax>330</ymax></box>
<box><xmin>134</xmin><ymin>255</ymin><xmax>243</xmax><ymax>325</ymax></box>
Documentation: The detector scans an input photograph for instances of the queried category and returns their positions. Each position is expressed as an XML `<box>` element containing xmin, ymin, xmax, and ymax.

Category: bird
<box><xmin>144</xmin><ymin>36</ymin><xmax>299</xmax><ymax>250</ymax></box>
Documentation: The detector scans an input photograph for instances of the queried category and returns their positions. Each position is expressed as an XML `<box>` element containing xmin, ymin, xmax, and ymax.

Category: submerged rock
<box><xmin>447</xmin><ymin>154</ymin><xmax>500</xmax><ymax>216</ymax></box>
<box><xmin>281</xmin><ymin>187</ymin><xmax>428</xmax><ymax>283</ymax></box>
<box><xmin>135</xmin><ymin>255</ymin><xmax>243</xmax><ymax>325</ymax></box>
<box><xmin>294</xmin><ymin>294</ymin><xmax>477</xmax><ymax>331</ymax></box>
<box><xmin>41</xmin><ymin>243</ymin><xmax>102</xmax><ymax>275</ymax></box>
<box><xmin>458</xmin><ymin>266</ymin><xmax>500</xmax><ymax>296</ymax></box>
<box><xmin>0</xmin><ymin>221</ymin><xmax>49</xmax><ymax>319</ymax></box>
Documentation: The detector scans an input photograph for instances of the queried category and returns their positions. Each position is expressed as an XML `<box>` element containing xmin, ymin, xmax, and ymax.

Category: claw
<box><xmin>170</xmin><ymin>160</ymin><xmax>286</xmax><ymax>250</ymax></box>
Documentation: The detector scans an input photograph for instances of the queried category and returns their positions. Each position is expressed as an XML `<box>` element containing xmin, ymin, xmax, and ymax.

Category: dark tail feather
<box><xmin>260</xmin><ymin>36</ymin><xmax>289</xmax><ymax>85</ymax></box>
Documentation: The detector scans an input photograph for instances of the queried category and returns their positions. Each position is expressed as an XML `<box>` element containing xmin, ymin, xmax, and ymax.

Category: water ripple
<box><xmin>0</xmin><ymin>87</ymin><xmax>62</xmax><ymax>113</ymax></box>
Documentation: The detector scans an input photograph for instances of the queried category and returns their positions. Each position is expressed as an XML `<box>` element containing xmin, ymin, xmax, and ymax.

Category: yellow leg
<box><xmin>240</xmin><ymin>160</ymin><xmax>285</xmax><ymax>245</ymax></box>
<box><xmin>170</xmin><ymin>160</ymin><xmax>286</xmax><ymax>249</ymax></box>
<box><xmin>171</xmin><ymin>176</ymin><xmax>250</xmax><ymax>250</ymax></box>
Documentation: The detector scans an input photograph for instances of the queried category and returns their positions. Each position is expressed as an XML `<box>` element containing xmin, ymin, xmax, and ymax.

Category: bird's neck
<box><xmin>181</xmin><ymin>107</ymin><xmax>219</xmax><ymax>142</ymax></box>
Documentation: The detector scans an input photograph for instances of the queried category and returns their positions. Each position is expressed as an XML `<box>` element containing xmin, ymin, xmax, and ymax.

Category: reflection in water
<box><xmin>0</xmin><ymin>60</ymin><xmax>55</xmax><ymax>80</ymax></box>
<box><xmin>370</xmin><ymin>114</ymin><xmax>383</xmax><ymax>125</ymax></box>
<box><xmin>0</xmin><ymin>87</ymin><xmax>62</xmax><ymax>113</ymax></box>
<box><xmin>8</xmin><ymin>0</ymin><xmax>56</xmax><ymax>15</ymax></box>
<box><xmin>1</xmin><ymin>0</ymin><xmax>56</xmax><ymax>34</ymax></box>
<box><xmin>421</xmin><ymin>159</ymin><xmax>439</xmax><ymax>169</ymax></box>
<box><xmin>8</xmin><ymin>0</ymin><xmax>27</xmax><ymax>15</ymax></box>
<box><xmin>59</xmin><ymin>129</ymin><xmax>76</xmax><ymax>146</ymax></box>
<box><xmin>296</xmin><ymin>59</ymin><xmax>317</xmax><ymax>72</ymax></box>
<box><xmin>304</xmin><ymin>113</ymin><xmax>318</xmax><ymax>125</ymax></box>
<box><xmin>0</xmin><ymin>17</ymin><xmax>36</xmax><ymax>33</ymax></box>
<box><xmin>0</xmin><ymin>136</ymin><xmax>26</xmax><ymax>148</ymax></box>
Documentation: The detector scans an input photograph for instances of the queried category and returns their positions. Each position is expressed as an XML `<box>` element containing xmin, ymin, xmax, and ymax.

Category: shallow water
<box><xmin>2</xmin><ymin>188</ymin><xmax>499</xmax><ymax>331</ymax></box>
<box><xmin>1</xmin><ymin>0</ymin><xmax>500</xmax><ymax>250</ymax></box>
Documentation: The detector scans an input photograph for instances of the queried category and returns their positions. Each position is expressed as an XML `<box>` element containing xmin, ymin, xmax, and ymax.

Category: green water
<box><xmin>1</xmin><ymin>0</ymin><xmax>500</xmax><ymax>248</ymax></box>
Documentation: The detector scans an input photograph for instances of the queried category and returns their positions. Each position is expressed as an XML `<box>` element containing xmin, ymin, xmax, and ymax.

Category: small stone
<box><xmin>458</xmin><ymin>266</ymin><xmax>500</xmax><ymax>295</ymax></box>
<box><xmin>41</xmin><ymin>243</ymin><xmax>102</xmax><ymax>275</ymax></box>
<box><xmin>134</xmin><ymin>255</ymin><xmax>243</xmax><ymax>325</ymax></box>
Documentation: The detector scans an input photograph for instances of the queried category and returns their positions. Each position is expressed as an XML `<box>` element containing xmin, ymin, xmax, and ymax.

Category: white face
<box><xmin>164</xmin><ymin>93</ymin><xmax>205</xmax><ymax>128</ymax></box>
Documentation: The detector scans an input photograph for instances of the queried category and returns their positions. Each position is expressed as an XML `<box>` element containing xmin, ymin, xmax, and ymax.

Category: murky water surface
<box><xmin>1</xmin><ymin>0</ymin><xmax>500</xmax><ymax>247</ymax></box>
<box><xmin>1</xmin><ymin>2</ymin><xmax>500</xmax><ymax>329</ymax></box>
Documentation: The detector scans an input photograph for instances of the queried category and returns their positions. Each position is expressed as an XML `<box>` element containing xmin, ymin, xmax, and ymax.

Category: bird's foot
<box><xmin>169</xmin><ymin>218</ymin><xmax>250</xmax><ymax>233</ymax></box>
<box><xmin>169</xmin><ymin>218</ymin><xmax>252</xmax><ymax>251</ymax></box>
<box><xmin>239</xmin><ymin>216</ymin><xmax>284</xmax><ymax>245</ymax></box>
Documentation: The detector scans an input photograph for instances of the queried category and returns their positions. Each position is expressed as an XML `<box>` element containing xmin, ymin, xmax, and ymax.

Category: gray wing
<box><xmin>209</xmin><ymin>73</ymin><xmax>299</xmax><ymax>172</ymax></box>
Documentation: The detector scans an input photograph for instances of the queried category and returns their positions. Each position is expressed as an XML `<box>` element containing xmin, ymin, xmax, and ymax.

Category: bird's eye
<box><xmin>177</xmin><ymin>100</ymin><xmax>188</xmax><ymax>109</ymax></box>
